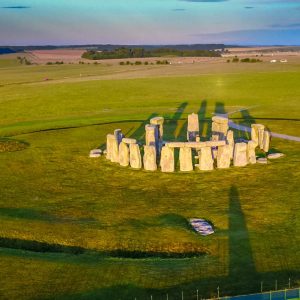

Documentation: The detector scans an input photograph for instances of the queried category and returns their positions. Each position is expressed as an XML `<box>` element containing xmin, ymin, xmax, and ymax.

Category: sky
<box><xmin>0</xmin><ymin>0</ymin><xmax>300</xmax><ymax>46</ymax></box>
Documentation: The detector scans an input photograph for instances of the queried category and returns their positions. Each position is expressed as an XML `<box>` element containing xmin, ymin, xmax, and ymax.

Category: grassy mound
<box><xmin>0</xmin><ymin>138</ymin><xmax>28</xmax><ymax>152</ymax></box>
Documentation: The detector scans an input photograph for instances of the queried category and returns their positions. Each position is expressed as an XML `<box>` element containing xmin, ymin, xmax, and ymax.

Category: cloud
<box><xmin>2</xmin><ymin>6</ymin><xmax>31</xmax><ymax>9</ymax></box>
<box><xmin>172</xmin><ymin>8</ymin><xmax>187</xmax><ymax>11</ymax></box>
<box><xmin>244</xmin><ymin>6</ymin><xmax>254</xmax><ymax>9</ymax></box>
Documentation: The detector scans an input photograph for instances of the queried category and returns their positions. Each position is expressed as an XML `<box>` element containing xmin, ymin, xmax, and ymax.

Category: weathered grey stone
<box><xmin>122</xmin><ymin>138</ymin><xmax>137</xmax><ymax>144</ymax></box>
<box><xmin>217</xmin><ymin>145</ymin><xmax>231</xmax><ymax>169</ymax></box>
<box><xmin>129</xmin><ymin>144</ymin><xmax>142</xmax><ymax>169</ymax></box>
<box><xmin>251</xmin><ymin>124</ymin><xmax>259</xmax><ymax>146</ymax></box>
<box><xmin>196</xmin><ymin>147</ymin><xmax>214</xmax><ymax>171</ymax></box>
<box><xmin>251</xmin><ymin>124</ymin><xmax>265</xmax><ymax>149</ymax></box>
<box><xmin>114</xmin><ymin>129</ymin><xmax>123</xmax><ymax>145</ymax></box>
<box><xmin>150</xmin><ymin>117</ymin><xmax>164</xmax><ymax>140</ymax></box>
<box><xmin>111</xmin><ymin>137</ymin><xmax>120</xmax><ymax>163</ymax></box>
<box><xmin>233</xmin><ymin>142</ymin><xmax>248</xmax><ymax>167</ymax></box>
<box><xmin>160</xmin><ymin>146</ymin><xmax>175</xmax><ymax>173</ymax></box>
<box><xmin>145</xmin><ymin>124</ymin><xmax>159</xmax><ymax>152</ymax></box>
<box><xmin>226</xmin><ymin>130</ymin><xmax>234</xmax><ymax>159</ymax></box>
<box><xmin>257</xmin><ymin>157</ymin><xmax>268</xmax><ymax>164</ymax></box>
<box><xmin>143</xmin><ymin>145</ymin><xmax>157</xmax><ymax>171</ymax></box>
<box><xmin>263</xmin><ymin>131</ymin><xmax>270</xmax><ymax>152</ymax></box>
<box><xmin>179</xmin><ymin>147</ymin><xmax>193</xmax><ymax>172</ymax></box>
<box><xmin>89</xmin><ymin>149</ymin><xmax>102</xmax><ymax>158</ymax></box>
<box><xmin>106</xmin><ymin>134</ymin><xmax>115</xmax><ymax>161</ymax></box>
<box><xmin>212</xmin><ymin>116</ymin><xmax>229</xmax><ymax>140</ymax></box>
<box><xmin>247</xmin><ymin>141</ymin><xmax>257</xmax><ymax>164</ymax></box>
<box><xmin>267</xmin><ymin>153</ymin><xmax>284</xmax><ymax>159</ymax></box>
<box><xmin>187</xmin><ymin>113</ymin><xmax>199</xmax><ymax>141</ymax></box>
<box><xmin>119</xmin><ymin>142</ymin><xmax>130</xmax><ymax>167</ymax></box>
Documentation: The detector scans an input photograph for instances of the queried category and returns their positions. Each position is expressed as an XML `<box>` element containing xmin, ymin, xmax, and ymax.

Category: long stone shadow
<box><xmin>164</xmin><ymin>102</ymin><xmax>188</xmax><ymax>141</ymax></box>
<box><xmin>215</xmin><ymin>101</ymin><xmax>227</xmax><ymax>116</ymax></box>
<box><xmin>228</xmin><ymin>185</ymin><xmax>257</xmax><ymax>283</ymax></box>
<box><xmin>126</xmin><ymin>113</ymin><xmax>158</xmax><ymax>142</ymax></box>
<box><xmin>198</xmin><ymin>100</ymin><xmax>207</xmax><ymax>138</ymax></box>
<box><xmin>240</xmin><ymin>109</ymin><xmax>256</xmax><ymax>140</ymax></box>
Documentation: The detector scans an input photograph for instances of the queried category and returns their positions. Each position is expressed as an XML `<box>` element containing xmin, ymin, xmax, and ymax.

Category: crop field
<box><xmin>0</xmin><ymin>56</ymin><xmax>299</xmax><ymax>300</ymax></box>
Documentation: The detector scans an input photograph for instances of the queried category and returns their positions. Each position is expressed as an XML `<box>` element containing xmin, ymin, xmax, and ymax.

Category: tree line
<box><xmin>82</xmin><ymin>47</ymin><xmax>221</xmax><ymax>60</ymax></box>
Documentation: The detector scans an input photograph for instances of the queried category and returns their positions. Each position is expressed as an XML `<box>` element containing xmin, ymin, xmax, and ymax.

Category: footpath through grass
<box><xmin>0</xmin><ymin>60</ymin><xmax>299</xmax><ymax>299</ymax></box>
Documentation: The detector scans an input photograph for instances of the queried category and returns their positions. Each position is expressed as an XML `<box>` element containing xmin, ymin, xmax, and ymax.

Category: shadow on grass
<box><xmin>0</xmin><ymin>237</ymin><xmax>206</xmax><ymax>259</ymax></box>
<box><xmin>1</xmin><ymin>185</ymin><xmax>299</xmax><ymax>299</ymax></box>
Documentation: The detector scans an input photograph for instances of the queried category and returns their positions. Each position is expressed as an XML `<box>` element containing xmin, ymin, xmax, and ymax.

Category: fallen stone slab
<box><xmin>89</xmin><ymin>149</ymin><xmax>102</xmax><ymax>158</ymax></box>
<box><xmin>267</xmin><ymin>153</ymin><xmax>285</xmax><ymax>159</ymax></box>
<box><xmin>257</xmin><ymin>157</ymin><xmax>268</xmax><ymax>164</ymax></box>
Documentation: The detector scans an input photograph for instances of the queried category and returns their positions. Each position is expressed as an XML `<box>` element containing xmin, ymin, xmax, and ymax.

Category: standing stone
<box><xmin>247</xmin><ymin>141</ymin><xmax>257</xmax><ymax>164</ymax></box>
<box><xmin>143</xmin><ymin>145</ymin><xmax>157</xmax><ymax>171</ymax></box>
<box><xmin>106</xmin><ymin>134</ymin><xmax>114</xmax><ymax>160</ymax></box>
<box><xmin>111</xmin><ymin>137</ymin><xmax>120</xmax><ymax>163</ymax></box>
<box><xmin>226</xmin><ymin>130</ymin><xmax>234</xmax><ymax>159</ymax></box>
<box><xmin>258</xmin><ymin>126</ymin><xmax>265</xmax><ymax>150</ymax></box>
<box><xmin>212</xmin><ymin>116</ymin><xmax>229</xmax><ymax>141</ymax></box>
<box><xmin>263</xmin><ymin>131</ymin><xmax>270</xmax><ymax>152</ymax></box>
<box><xmin>106</xmin><ymin>134</ymin><xmax>119</xmax><ymax>162</ymax></box>
<box><xmin>187</xmin><ymin>113</ymin><xmax>199</xmax><ymax>141</ymax></box>
<box><xmin>129</xmin><ymin>144</ymin><xmax>142</xmax><ymax>169</ymax></box>
<box><xmin>217</xmin><ymin>145</ymin><xmax>231</xmax><ymax>169</ymax></box>
<box><xmin>114</xmin><ymin>129</ymin><xmax>123</xmax><ymax>145</ymax></box>
<box><xmin>119</xmin><ymin>142</ymin><xmax>130</xmax><ymax>167</ymax></box>
<box><xmin>160</xmin><ymin>146</ymin><xmax>175</xmax><ymax>173</ymax></box>
<box><xmin>179</xmin><ymin>147</ymin><xmax>193</xmax><ymax>172</ymax></box>
<box><xmin>251</xmin><ymin>124</ymin><xmax>265</xmax><ymax>149</ymax></box>
<box><xmin>150</xmin><ymin>117</ymin><xmax>164</xmax><ymax>141</ymax></box>
<box><xmin>196</xmin><ymin>147</ymin><xmax>214</xmax><ymax>171</ymax></box>
<box><xmin>233</xmin><ymin>143</ymin><xmax>248</xmax><ymax>167</ymax></box>
<box><xmin>145</xmin><ymin>124</ymin><xmax>159</xmax><ymax>152</ymax></box>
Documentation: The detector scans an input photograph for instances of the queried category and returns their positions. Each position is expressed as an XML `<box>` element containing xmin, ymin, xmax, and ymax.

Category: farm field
<box><xmin>0</xmin><ymin>55</ymin><xmax>299</xmax><ymax>300</ymax></box>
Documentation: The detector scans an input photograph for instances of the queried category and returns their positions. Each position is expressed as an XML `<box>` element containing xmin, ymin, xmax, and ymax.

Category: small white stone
<box><xmin>268</xmin><ymin>153</ymin><xmax>285</xmax><ymax>159</ymax></box>
<box><xmin>89</xmin><ymin>149</ymin><xmax>102</xmax><ymax>158</ymax></box>
<box><xmin>257</xmin><ymin>158</ymin><xmax>268</xmax><ymax>164</ymax></box>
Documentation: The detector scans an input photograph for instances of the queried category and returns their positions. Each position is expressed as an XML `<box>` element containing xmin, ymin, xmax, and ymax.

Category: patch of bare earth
<box><xmin>28</xmin><ymin>49</ymin><xmax>88</xmax><ymax>64</ymax></box>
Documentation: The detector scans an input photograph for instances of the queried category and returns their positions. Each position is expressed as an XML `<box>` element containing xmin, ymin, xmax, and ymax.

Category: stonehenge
<box><xmin>100</xmin><ymin>108</ymin><xmax>278</xmax><ymax>172</ymax></box>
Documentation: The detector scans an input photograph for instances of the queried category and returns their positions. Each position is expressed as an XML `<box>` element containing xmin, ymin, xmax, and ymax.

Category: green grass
<box><xmin>0</xmin><ymin>58</ymin><xmax>299</xmax><ymax>300</ymax></box>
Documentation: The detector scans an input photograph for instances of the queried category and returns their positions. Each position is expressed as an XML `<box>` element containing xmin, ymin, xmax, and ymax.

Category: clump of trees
<box><xmin>228</xmin><ymin>56</ymin><xmax>262</xmax><ymax>63</ymax></box>
<box><xmin>17</xmin><ymin>56</ymin><xmax>32</xmax><ymax>65</ymax></box>
<box><xmin>119</xmin><ymin>59</ymin><xmax>169</xmax><ymax>66</ymax></box>
<box><xmin>46</xmin><ymin>61</ymin><xmax>64</xmax><ymax>65</ymax></box>
<box><xmin>82</xmin><ymin>47</ymin><xmax>221</xmax><ymax>60</ymax></box>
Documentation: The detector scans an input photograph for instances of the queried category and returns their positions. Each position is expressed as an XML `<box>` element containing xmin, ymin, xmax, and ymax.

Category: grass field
<box><xmin>0</xmin><ymin>56</ymin><xmax>299</xmax><ymax>300</ymax></box>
